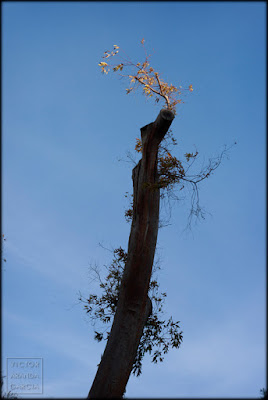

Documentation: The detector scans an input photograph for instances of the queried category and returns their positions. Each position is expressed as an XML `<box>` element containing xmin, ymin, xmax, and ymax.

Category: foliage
<box><xmin>98</xmin><ymin>39</ymin><xmax>193</xmax><ymax>113</ymax></box>
<box><xmin>79</xmin><ymin>247</ymin><xmax>183</xmax><ymax>377</ymax></box>
<box><xmin>126</xmin><ymin>129</ymin><xmax>236</xmax><ymax>228</ymax></box>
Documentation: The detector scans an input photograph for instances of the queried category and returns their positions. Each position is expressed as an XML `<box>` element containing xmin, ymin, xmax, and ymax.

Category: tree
<box><xmin>85</xmin><ymin>39</ymin><xmax>235</xmax><ymax>398</ymax></box>
<box><xmin>88</xmin><ymin>107</ymin><xmax>175</xmax><ymax>399</ymax></box>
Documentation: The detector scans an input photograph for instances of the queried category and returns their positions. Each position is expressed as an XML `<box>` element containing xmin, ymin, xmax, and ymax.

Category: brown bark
<box><xmin>88</xmin><ymin>109</ymin><xmax>174</xmax><ymax>399</ymax></box>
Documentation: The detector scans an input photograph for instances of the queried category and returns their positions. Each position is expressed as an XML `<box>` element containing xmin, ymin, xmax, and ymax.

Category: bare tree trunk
<box><xmin>88</xmin><ymin>109</ymin><xmax>174</xmax><ymax>398</ymax></box>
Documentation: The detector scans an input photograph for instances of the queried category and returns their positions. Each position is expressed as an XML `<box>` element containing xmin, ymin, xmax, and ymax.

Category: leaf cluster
<box><xmin>98</xmin><ymin>39</ymin><xmax>193</xmax><ymax>113</ymax></box>
<box><xmin>134</xmin><ymin>315</ymin><xmax>182</xmax><ymax>376</ymax></box>
<box><xmin>79</xmin><ymin>247</ymin><xmax>183</xmax><ymax>377</ymax></box>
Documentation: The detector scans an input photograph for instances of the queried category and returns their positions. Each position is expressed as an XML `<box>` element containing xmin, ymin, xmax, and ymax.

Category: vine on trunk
<box><xmin>126</xmin><ymin>129</ymin><xmax>236</xmax><ymax>228</ymax></box>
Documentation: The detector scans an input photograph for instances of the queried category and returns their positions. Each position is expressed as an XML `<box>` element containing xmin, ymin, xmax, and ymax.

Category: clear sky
<box><xmin>2</xmin><ymin>1</ymin><xmax>266</xmax><ymax>398</ymax></box>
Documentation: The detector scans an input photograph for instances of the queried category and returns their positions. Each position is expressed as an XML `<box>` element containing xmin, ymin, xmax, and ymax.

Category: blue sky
<box><xmin>2</xmin><ymin>1</ymin><xmax>266</xmax><ymax>398</ymax></box>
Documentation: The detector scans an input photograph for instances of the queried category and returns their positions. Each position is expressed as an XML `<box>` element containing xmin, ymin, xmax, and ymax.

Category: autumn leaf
<box><xmin>135</xmin><ymin>138</ymin><xmax>142</xmax><ymax>152</ymax></box>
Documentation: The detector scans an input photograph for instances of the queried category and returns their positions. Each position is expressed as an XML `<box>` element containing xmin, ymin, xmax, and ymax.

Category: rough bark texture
<box><xmin>88</xmin><ymin>109</ymin><xmax>174</xmax><ymax>399</ymax></box>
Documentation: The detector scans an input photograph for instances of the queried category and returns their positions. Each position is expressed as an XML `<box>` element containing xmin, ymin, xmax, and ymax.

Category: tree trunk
<box><xmin>88</xmin><ymin>109</ymin><xmax>174</xmax><ymax>398</ymax></box>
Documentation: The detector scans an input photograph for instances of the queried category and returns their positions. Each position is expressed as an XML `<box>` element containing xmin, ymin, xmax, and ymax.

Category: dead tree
<box><xmin>88</xmin><ymin>109</ymin><xmax>174</xmax><ymax>398</ymax></box>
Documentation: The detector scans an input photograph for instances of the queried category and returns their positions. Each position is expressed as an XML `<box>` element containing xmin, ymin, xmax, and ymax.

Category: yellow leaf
<box><xmin>98</xmin><ymin>62</ymin><xmax>108</xmax><ymax>66</ymax></box>
<box><xmin>113</xmin><ymin>63</ymin><xmax>123</xmax><ymax>72</ymax></box>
